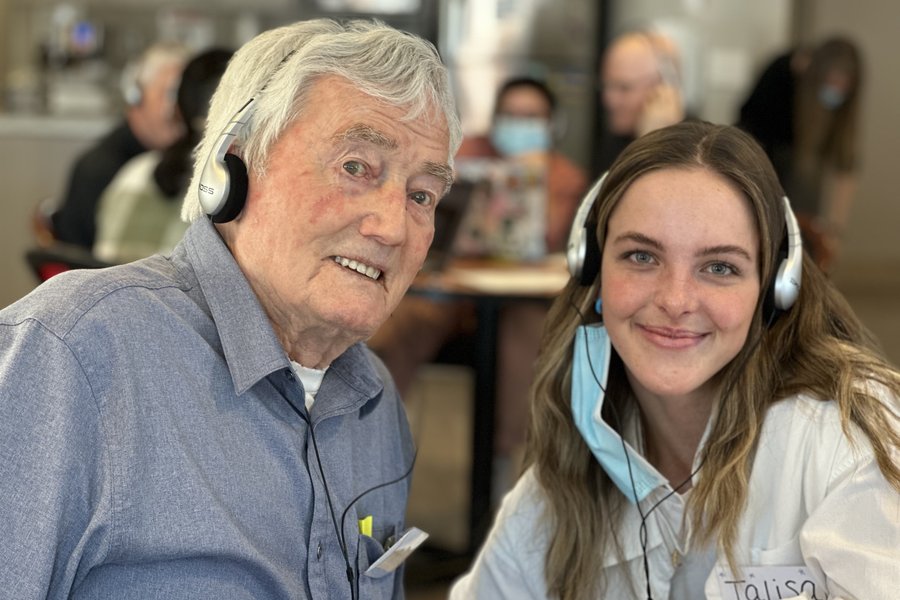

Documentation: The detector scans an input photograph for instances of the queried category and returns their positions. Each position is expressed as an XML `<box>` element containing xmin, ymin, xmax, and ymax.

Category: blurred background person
<box><xmin>49</xmin><ymin>41</ymin><xmax>190</xmax><ymax>251</ymax></box>
<box><xmin>369</xmin><ymin>75</ymin><xmax>587</xmax><ymax>500</ymax></box>
<box><xmin>93</xmin><ymin>48</ymin><xmax>233</xmax><ymax>264</ymax></box>
<box><xmin>597</xmin><ymin>29</ymin><xmax>686</xmax><ymax>174</ymax></box>
<box><xmin>455</xmin><ymin>76</ymin><xmax>587</xmax><ymax>252</ymax></box>
<box><xmin>738</xmin><ymin>37</ymin><xmax>863</xmax><ymax>273</ymax></box>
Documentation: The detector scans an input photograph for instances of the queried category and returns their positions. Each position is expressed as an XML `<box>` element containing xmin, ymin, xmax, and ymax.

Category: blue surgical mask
<box><xmin>818</xmin><ymin>85</ymin><xmax>846</xmax><ymax>110</ymax></box>
<box><xmin>571</xmin><ymin>324</ymin><xmax>667</xmax><ymax>503</ymax></box>
<box><xmin>489</xmin><ymin>116</ymin><xmax>551</xmax><ymax>157</ymax></box>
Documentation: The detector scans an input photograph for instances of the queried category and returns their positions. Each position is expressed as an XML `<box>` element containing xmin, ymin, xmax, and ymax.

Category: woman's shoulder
<box><xmin>449</xmin><ymin>467</ymin><xmax>551</xmax><ymax>599</ymax></box>
<box><xmin>762</xmin><ymin>385</ymin><xmax>898</xmax><ymax>480</ymax></box>
<box><xmin>496</xmin><ymin>466</ymin><xmax>547</xmax><ymax>522</ymax></box>
<box><xmin>769</xmin><ymin>383</ymin><xmax>898</xmax><ymax>431</ymax></box>
<box><xmin>482</xmin><ymin>466</ymin><xmax>554</xmax><ymax>560</ymax></box>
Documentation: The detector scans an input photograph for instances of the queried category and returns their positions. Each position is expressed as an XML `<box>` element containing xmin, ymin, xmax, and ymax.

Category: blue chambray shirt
<box><xmin>0</xmin><ymin>217</ymin><xmax>414</xmax><ymax>599</ymax></box>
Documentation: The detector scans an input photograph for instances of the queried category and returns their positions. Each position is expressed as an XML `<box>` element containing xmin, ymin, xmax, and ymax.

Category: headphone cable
<box><xmin>289</xmin><ymin>405</ymin><xmax>357</xmax><ymax>599</ymax></box>
<box><xmin>284</xmin><ymin>378</ymin><xmax>422</xmax><ymax>600</ymax></box>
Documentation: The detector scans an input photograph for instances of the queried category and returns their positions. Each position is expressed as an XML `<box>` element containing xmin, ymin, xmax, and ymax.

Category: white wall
<box><xmin>0</xmin><ymin>116</ymin><xmax>112</xmax><ymax>307</ymax></box>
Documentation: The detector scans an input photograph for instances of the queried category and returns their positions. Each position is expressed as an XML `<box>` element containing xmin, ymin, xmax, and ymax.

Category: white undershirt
<box><xmin>290</xmin><ymin>361</ymin><xmax>327</xmax><ymax>411</ymax></box>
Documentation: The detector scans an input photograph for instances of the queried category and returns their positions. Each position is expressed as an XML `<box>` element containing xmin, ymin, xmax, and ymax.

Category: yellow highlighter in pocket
<box><xmin>358</xmin><ymin>515</ymin><xmax>373</xmax><ymax>537</ymax></box>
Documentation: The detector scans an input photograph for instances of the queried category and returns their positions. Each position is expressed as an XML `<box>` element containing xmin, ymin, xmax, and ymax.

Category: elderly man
<box><xmin>597</xmin><ymin>29</ymin><xmax>685</xmax><ymax>172</ymax></box>
<box><xmin>0</xmin><ymin>19</ymin><xmax>460</xmax><ymax>600</ymax></box>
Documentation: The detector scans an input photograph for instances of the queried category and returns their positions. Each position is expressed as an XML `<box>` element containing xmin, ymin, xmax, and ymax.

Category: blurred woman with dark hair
<box><xmin>738</xmin><ymin>37</ymin><xmax>863</xmax><ymax>272</ymax></box>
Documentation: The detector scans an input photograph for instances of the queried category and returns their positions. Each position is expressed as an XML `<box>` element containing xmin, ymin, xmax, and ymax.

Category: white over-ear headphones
<box><xmin>197</xmin><ymin>49</ymin><xmax>298</xmax><ymax>223</ymax></box>
<box><xmin>566</xmin><ymin>172</ymin><xmax>607</xmax><ymax>286</ymax></box>
<box><xmin>566</xmin><ymin>173</ymin><xmax>802</xmax><ymax>318</ymax></box>
<box><xmin>770</xmin><ymin>195</ymin><xmax>803</xmax><ymax>313</ymax></box>
<box><xmin>197</xmin><ymin>98</ymin><xmax>254</xmax><ymax>222</ymax></box>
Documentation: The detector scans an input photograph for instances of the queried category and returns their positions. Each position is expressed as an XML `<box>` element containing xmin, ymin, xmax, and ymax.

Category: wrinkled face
<box><xmin>600</xmin><ymin>167</ymin><xmax>761</xmax><ymax>405</ymax></box>
<box><xmin>601</xmin><ymin>39</ymin><xmax>660</xmax><ymax>136</ymax></box>
<box><xmin>226</xmin><ymin>75</ymin><xmax>452</xmax><ymax>342</ymax></box>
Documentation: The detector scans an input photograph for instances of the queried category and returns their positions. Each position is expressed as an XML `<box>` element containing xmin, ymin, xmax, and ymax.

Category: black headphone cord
<box><xmin>569</xmin><ymin>297</ymin><xmax>774</xmax><ymax>599</ymax></box>
<box><xmin>289</xmin><ymin>405</ymin><xmax>357</xmax><ymax>599</ymax></box>
<box><xmin>285</xmin><ymin>393</ymin><xmax>420</xmax><ymax>600</ymax></box>
<box><xmin>340</xmin><ymin>446</ymin><xmax>418</xmax><ymax>599</ymax></box>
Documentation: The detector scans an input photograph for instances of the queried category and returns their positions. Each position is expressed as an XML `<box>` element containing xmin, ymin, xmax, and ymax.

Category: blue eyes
<box><xmin>706</xmin><ymin>262</ymin><xmax>737</xmax><ymax>276</ymax></box>
<box><xmin>630</xmin><ymin>251</ymin><xmax>653</xmax><ymax>264</ymax></box>
<box><xmin>624</xmin><ymin>251</ymin><xmax>739</xmax><ymax>277</ymax></box>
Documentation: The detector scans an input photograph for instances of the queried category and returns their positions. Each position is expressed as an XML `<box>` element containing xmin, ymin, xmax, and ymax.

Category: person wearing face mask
<box><xmin>457</xmin><ymin>76</ymin><xmax>588</xmax><ymax>253</ymax></box>
<box><xmin>369</xmin><ymin>77</ymin><xmax>587</xmax><ymax>501</ymax></box>
<box><xmin>737</xmin><ymin>37</ymin><xmax>863</xmax><ymax>272</ymax></box>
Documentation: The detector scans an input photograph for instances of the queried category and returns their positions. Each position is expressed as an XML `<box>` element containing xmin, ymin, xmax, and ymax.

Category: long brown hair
<box><xmin>525</xmin><ymin>121</ymin><xmax>900</xmax><ymax>600</ymax></box>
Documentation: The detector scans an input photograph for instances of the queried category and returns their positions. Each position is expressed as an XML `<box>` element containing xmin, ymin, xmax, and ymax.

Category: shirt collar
<box><xmin>181</xmin><ymin>217</ymin><xmax>290</xmax><ymax>395</ymax></box>
<box><xmin>178</xmin><ymin>218</ymin><xmax>386</xmax><ymax>407</ymax></box>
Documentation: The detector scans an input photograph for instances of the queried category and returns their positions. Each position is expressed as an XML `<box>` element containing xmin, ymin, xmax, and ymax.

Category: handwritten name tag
<box><xmin>715</xmin><ymin>566</ymin><xmax>827</xmax><ymax>600</ymax></box>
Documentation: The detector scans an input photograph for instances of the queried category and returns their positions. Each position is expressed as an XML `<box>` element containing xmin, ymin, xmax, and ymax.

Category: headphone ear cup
<box><xmin>579</xmin><ymin>218</ymin><xmax>601</xmax><ymax>285</ymax></box>
<box><xmin>762</xmin><ymin>243</ymin><xmax>788</xmax><ymax>324</ymax></box>
<box><xmin>210</xmin><ymin>153</ymin><xmax>249</xmax><ymax>224</ymax></box>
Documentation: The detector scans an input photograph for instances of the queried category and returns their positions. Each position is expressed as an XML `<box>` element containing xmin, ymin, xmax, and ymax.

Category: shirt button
<box><xmin>672</xmin><ymin>549</ymin><xmax>682</xmax><ymax>568</ymax></box>
<box><xmin>316</xmin><ymin>542</ymin><xmax>323</xmax><ymax>560</ymax></box>
<box><xmin>286</xmin><ymin>369</ymin><xmax>294</xmax><ymax>381</ymax></box>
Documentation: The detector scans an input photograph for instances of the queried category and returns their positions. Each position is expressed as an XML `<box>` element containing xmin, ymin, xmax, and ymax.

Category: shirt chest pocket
<box><xmin>355</xmin><ymin>522</ymin><xmax>402</xmax><ymax>599</ymax></box>
<box><xmin>753</xmin><ymin>536</ymin><xmax>802</xmax><ymax>565</ymax></box>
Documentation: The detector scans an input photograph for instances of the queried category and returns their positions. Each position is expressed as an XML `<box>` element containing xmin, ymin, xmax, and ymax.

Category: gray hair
<box><xmin>120</xmin><ymin>41</ymin><xmax>190</xmax><ymax>105</ymax></box>
<box><xmin>182</xmin><ymin>18</ymin><xmax>461</xmax><ymax>222</ymax></box>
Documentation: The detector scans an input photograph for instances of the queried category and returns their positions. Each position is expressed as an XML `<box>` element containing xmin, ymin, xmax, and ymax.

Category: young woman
<box><xmin>450</xmin><ymin>121</ymin><xmax>900</xmax><ymax>599</ymax></box>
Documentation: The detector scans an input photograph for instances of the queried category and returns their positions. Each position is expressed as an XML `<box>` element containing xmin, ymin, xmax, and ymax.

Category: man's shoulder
<box><xmin>0</xmin><ymin>256</ymin><xmax>193</xmax><ymax>341</ymax></box>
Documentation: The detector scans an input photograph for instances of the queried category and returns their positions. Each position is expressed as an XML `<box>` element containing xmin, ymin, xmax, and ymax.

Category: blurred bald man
<box><xmin>597</xmin><ymin>30</ymin><xmax>685</xmax><ymax>172</ymax></box>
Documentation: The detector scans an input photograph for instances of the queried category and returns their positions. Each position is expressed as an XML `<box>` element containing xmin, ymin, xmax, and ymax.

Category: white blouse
<box><xmin>450</xmin><ymin>390</ymin><xmax>900</xmax><ymax>599</ymax></box>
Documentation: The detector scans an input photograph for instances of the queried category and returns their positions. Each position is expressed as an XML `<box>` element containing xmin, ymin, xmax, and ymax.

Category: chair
<box><xmin>25</xmin><ymin>243</ymin><xmax>114</xmax><ymax>283</ymax></box>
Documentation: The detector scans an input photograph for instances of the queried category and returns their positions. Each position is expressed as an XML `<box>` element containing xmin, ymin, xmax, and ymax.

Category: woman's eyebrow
<box><xmin>612</xmin><ymin>231</ymin><xmax>663</xmax><ymax>250</ymax></box>
<box><xmin>612</xmin><ymin>234</ymin><xmax>754</xmax><ymax>262</ymax></box>
<box><xmin>699</xmin><ymin>244</ymin><xmax>753</xmax><ymax>261</ymax></box>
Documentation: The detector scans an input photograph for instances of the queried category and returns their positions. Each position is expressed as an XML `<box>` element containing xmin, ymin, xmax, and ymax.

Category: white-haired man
<box><xmin>1</xmin><ymin>19</ymin><xmax>460</xmax><ymax>599</ymax></box>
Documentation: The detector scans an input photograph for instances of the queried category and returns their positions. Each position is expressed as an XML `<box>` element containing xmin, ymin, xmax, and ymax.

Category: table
<box><xmin>408</xmin><ymin>256</ymin><xmax>570</xmax><ymax>556</ymax></box>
